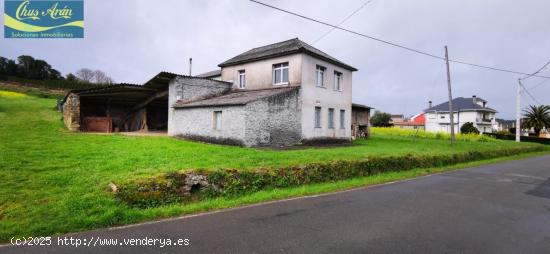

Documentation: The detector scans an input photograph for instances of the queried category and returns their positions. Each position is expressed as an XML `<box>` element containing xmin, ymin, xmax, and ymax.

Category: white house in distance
<box><xmin>424</xmin><ymin>95</ymin><xmax>497</xmax><ymax>133</ymax></box>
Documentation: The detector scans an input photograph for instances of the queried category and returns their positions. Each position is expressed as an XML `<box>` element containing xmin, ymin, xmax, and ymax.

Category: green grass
<box><xmin>0</xmin><ymin>90</ymin><xmax>547</xmax><ymax>241</ymax></box>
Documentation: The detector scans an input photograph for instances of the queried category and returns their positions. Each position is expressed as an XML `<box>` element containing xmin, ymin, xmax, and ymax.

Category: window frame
<box><xmin>238</xmin><ymin>70</ymin><xmax>246</xmax><ymax>89</ymax></box>
<box><xmin>273</xmin><ymin>62</ymin><xmax>289</xmax><ymax>86</ymax></box>
<box><xmin>328</xmin><ymin>108</ymin><xmax>335</xmax><ymax>129</ymax></box>
<box><xmin>315</xmin><ymin>65</ymin><xmax>325</xmax><ymax>87</ymax></box>
<box><xmin>333</xmin><ymin>71</ymin><xmax>343</xmax><ymax>91</ymax></box>
<box><xmin>314</xmin><ymin>106</ymin><xmax>322</xmax><ymax>128</ymax></box>
<box><xmin>213</xmin><ymin>111</ymin><xmax>222</xmax><ymax>130</ymax></box>
<box><xmin>339</xmin><ymin>109</ymin><xmax>345</xmax><ymax>129</ymax></box>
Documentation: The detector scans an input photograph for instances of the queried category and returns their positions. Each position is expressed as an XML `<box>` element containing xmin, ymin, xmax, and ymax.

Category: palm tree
<box><xmin>522</xmin><ymin>105</ymin><xmax>550</xmax><ymax>135</ymax></box>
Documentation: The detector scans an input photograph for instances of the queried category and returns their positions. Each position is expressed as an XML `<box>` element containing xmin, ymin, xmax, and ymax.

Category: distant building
<box><xmin>390</xmin><ymin>114</ymin><xmax>404</xmax><ymax>124</ymax></box>
<box><xmin>494</xmin><ymin>118</ymin><xmax>515</xmax><ymax>132</ymax></box>
<box><xmin>424</xmin><ymin>95</ymin><xmax>497</xmax><ymax>133</ymax></box>
<box><xmin>393</xmin><ymin>112</ymin><xmax>425</xmax><ymax>130</ymax></box>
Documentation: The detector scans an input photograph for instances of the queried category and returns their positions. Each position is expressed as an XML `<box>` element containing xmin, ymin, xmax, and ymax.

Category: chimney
<box><xmin>472</xmin><ymin>95</ymin><xmax>477</xmax><ymax>104</ymax></box>
<box><xmin>428</xmin><ymin>101</ymin><xmax>432</xmax><ymax>108</ymax></box>
<box><xmin>189</xmin><ymin>58</ymin><xmax>193</xmax><ymax>76</ymax></box>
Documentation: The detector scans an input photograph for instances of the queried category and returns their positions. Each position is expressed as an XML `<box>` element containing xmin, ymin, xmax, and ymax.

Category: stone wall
<box><xmin>169</xmin><ymin>105</ymin><xmax>246</xmax><ymax>142</ymax></box>
<box><xmin>243</xmin><ymin>88</ymin><xmax>301</xmax><ymax>147</ymax></box>
<box><xmin>62</xmin><ymin>93</ymin><xmax>80</xmax><ymax>131</ymax></box>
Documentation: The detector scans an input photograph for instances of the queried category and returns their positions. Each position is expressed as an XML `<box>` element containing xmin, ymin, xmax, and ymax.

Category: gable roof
<box><xmin>425</xmin><ymin>97</ymin><xmax>497</xmax><ymax>113</ymax></box>
<box><xmin>173</xmin><ymin>86</ymin><xmax>299</xmax><ymax>108</ymax></box>
<box><xmin>218</xmin><ymin>38</ymin><xmax>358</xmax><ymax>71</ymax></box>
<box><xmin>196</xmin><ymin>69</ymin><xmax>222</xmax><ymax>78</ymax></box>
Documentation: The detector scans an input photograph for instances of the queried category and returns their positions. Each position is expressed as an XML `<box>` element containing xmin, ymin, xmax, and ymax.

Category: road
<box><xmin>3</xmin><ymin>155</ymin><xmax>550</xmax><ymax>253</ymax></box>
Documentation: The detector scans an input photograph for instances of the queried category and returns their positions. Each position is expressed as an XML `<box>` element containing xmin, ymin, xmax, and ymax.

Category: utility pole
<box><xmin>516</xmin><ymin>79</ymin><xmax>522</xmax><ymax>142</ymax></box>
<box><xmin>444</xmin><ymin>46</ymin><xmax>455</xmax><ymax>143</ymax></box>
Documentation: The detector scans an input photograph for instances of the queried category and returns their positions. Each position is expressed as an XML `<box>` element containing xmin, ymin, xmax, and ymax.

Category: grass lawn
<box><xmin>0</xmin><ymin>90</ymin><xmax>547</xmax><ymax>241</ymax></box>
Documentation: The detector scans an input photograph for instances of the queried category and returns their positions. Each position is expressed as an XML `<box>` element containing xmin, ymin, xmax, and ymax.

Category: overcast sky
<box><xmin>2</xmin><ymin>0</ymin><xmax>550</xmax><ymax>119</ymax></box>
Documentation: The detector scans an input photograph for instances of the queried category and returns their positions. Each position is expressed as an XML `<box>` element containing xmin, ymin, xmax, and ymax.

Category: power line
<box><xmin>519</xmin><ymin>60</ymin><xmax>550</xmax><ymax>81</ymax></box>
<box><xmin>313</xmin><ymin>0</ymin><xmax>373</xmax><ymax>45</ymax></box>
<box><xmin>521</xmin><ymin>84</ymin><xmax>542</xmax><ymax>105</ymax></box>
<box><xmin>250</xmin><ymin>0</ymin><xmax>550</xmax><ymax>79</ymax></box>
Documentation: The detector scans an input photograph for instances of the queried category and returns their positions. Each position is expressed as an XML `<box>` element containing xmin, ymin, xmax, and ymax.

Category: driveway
<box><xmin>3</xmin><ymin>155</ymin><xmax>550</xmax><ymax>253</ymax></box>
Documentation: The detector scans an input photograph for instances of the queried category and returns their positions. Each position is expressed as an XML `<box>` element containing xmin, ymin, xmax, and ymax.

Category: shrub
<box><xmin>371</xmin><ymin>127</ymin><xmax>495</xmax><ymax>142</ymax></box>
<box><xmin>115</xmin><ymin>146</ymin><xmax>544</xmax><ymax>208</ymax></box>
<box><xmin>460</xmin><ymin>122</ymin><xmax>480</xmax><ymax>134</ymax></box>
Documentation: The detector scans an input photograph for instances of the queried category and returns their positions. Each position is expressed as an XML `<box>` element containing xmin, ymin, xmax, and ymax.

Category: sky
<box><xmin>2</xmin><ymin>0</ymin><xmax>550</xmax><ymax>119</ymax></box>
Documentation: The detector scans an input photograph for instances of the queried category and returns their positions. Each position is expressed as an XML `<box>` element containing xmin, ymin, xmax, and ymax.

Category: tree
<box><xmin>66</xmin><ymin>73</ymin><xmax>77</xmax><ymax>82</ymax></box>
<box><xmin>370</xmin><ymin>111</ymin><xmax>393</xmax><ymax>127</ymax></box>
<box><xmin>75</xmin><ymin>68</ymin><xmax>95</xmax><ymax>83</ymax></box>
<box><xmin>93</xmin><ymin>70</ymin><xmax>114</xmax><ymax>84</ymax></box>
<box><xmin>522</xmin><ymin>105</ymin><xmax>550</xmax><ymax>135</ymax></box>
<box><xmin>460</xmin><ymin>122</ymin><xmax>480</xmax><ymax>134</ymax></box>
<box><xmin>17</xmin><ymin>55</ymin><xmax>35</xmax><ymax>77</ymax></box>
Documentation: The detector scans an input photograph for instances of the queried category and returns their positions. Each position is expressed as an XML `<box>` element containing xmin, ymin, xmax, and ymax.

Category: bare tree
<box><xmin>93</xmin><ymin>70</ymin><xmax>114</xmax><ymax>84</ymax></box>
<box><xmin>75</xmin><ymin>68</ymin><xmax>95</xmax><ymax>83</ymax></box>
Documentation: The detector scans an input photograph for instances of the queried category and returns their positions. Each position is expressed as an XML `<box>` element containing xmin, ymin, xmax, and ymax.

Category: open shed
<box><xmin>62</xmin><ymin>80</ymin><xmax>169</xmax><ymax>133</ymax></box>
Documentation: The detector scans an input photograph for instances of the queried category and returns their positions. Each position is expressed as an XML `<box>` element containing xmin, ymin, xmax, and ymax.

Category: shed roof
<box><xmin>173</xmin><ymin>86</ymin><xmax>299</xmax><ymax>108</ymax></box>
<box><xmin>352</xmin><ymin>103</ymin><xmax>373</xmax><ymax>109</ymax></box>
<box><xmin>196</xmin><ymin>69</ymin><xmax>222</xmax><ymax>78</ymax></box>
<box><xmin>219</xmin><ymin>38</ymin><xmax>358</xmax><ymax>71</ymax></box>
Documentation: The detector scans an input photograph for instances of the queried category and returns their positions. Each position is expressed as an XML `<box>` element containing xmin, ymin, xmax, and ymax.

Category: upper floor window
<box><xmin>333</xmin><ymin>71</ymin><xmax>342</xmax><ymax>91</ymax></box>
<box><xmin>315</xmin><ymin>65</ymin><xmax>325</xmax><ymax>87</ymax></box>
<box><xmin>273</xmin><ymin>62</ymin><xmax>289</xmax><ymax>85</ymax></box>
<box><xmin>175</xmin><ymin>84</ymin><xmax>183</xmax><ymax>101</ymax></box>
<box><xmin>238</xmin><ymin>70</ymin><xmax>246</xmax><ymax>89</ymax></box>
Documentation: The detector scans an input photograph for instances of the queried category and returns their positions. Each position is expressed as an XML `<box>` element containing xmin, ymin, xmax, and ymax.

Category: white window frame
<box><xmin>213</xmin><ymin>111</ymin><xmax>222</xmax><ymax>130</ymax></box>
<box><xmin>273</xmin><ymin>62</ymin><xmax>289</xmax><ymax>86</ymax></box>
<box><xmin>328</xmin><ymin>108</ymin><xmax>335</xmax><ymax>129</ymax></box>
<box><xmin>333</xmin><ymin>71</ymin><xmax>342</xmax><ymax>91</ymax></box>
<box><xmin>340</xmin><ymin>109</ymin><xmax>345</xmax><ymax>129</ymax></box>
<box><xmin>238</xmin><ymin>70</ymin><xmax>246</xmax><ymax>89</ymax></box>
<box><xmin>315</xmin><ymin>65</ymin><xmax>325</xmax><ymax>87</ymax></box>
<box><xmin>314</xmin><ymin>107</ymin><xmax>322</xmax><ymax>128</ymax></box>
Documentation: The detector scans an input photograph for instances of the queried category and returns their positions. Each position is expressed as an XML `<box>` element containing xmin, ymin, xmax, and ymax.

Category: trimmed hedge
<box><xmin>115</xmin><ymin>146</ymin><xmax>546</xmax><ymax>208</ymax></box>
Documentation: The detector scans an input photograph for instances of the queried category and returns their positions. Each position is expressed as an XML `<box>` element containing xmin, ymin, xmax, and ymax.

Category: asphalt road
<box><xmin>3</xmin><ymin>155</ymin><xmax>550</xmax><ymax>254</ymax></box>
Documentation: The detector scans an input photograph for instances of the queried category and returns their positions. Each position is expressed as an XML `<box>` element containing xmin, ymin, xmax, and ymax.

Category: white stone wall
<box><xmin>300</xmin><ymin>54</ymin><xmax>352</xmax><ymax>140</ymax></box>
<box><xmin>169</xmin><ymin>105</ymin><xmax>246</xmax><ymax>143</ymax></box>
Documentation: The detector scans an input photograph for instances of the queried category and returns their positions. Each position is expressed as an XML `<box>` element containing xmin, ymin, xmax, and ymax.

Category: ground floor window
<box><xmin>328</xmin><ymin>108</ymin><xmax>335</xmax><ymax>129</ymax></box>
<box><xmin>315</xmin><ymin>107</ymin><xmax>321</xmax><ymax>128</ymax></box>
<box><xmin>340</xmin><ymin>109</ymin><xmax>345</xmax><ymax>129</ymax></box>
<box><xmin>213</xmin><ymin>111</ymin><xmax>222</xmax><ymax>129</ymax></box>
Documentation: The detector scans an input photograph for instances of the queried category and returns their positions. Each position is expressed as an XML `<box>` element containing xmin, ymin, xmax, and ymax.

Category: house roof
<box><xmin>173</xmin><ymin>86</ymin><xmax>299</xmax><ymax>108</ymax></box>
<box><xmin>218</xmin><ymin>38</ymin><xmax>358</xmax><ymax>71</ymax></box>
<box><xmin>196</xmin><ymin>69</ymin><xmax>222</xmax><ymax>78</ymax></box>
<box><xmin>425</xmin><ymin>97</ymin><xmax>497</xmax><ymax>113</ymax></box>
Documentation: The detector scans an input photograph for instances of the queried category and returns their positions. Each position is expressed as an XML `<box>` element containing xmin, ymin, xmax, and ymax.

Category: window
<box><xmin>213</xmin><ymin>111</ymin><xmax>222</xmax><ymax>130</ymax></box>
<box><xmin>315</xmin><ymin>65</ymin><xmax>325</xmax><ymax>87</ymax></box>
<box><xmin>175</xmin><ymin>84</ymin><xmax>183</xmax><ymax>101</ymax></box>
<box><xmin>273</xmin><ymin>62</ymin><xmax>289</xmax><ymax>85</ymax></box>
<box><xmin>340</xmin><ymin>109</ymin><xmax>345</xmax><ymax>129</ymax></box>
<box><xmin>328</xmin><ymin>108</ymin><xmax>335</xmax><ymax>129</ymax></box>
<box><xmin>238</xmin><ymin>70</ymin><xmax>246</xmax><ymax>89</ymax></box>
<box><xmin>333</xmin><ymin>71</ymin><xmax>342</xmax><ymax>91</ymax></box>
<box><xmin>314</xmin><ymin>107</ymin><xmax>322</xmax><ymax>128</ymax></box>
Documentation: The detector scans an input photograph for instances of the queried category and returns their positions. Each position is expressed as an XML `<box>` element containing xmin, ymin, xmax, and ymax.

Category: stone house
<box><xmin>169</xmin><ymin>38</ymin><xmax>358</xmax><ymax>146</ymax></box>
<box><xmin>62</xmin><ymin>38</ymin><xmax>359</xmax><ymax>147</ymax></box>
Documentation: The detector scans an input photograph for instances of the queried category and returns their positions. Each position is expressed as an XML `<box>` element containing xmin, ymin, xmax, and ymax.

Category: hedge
<box><xmin>115</xmin><ymin>146</ymin><xmax>545</xmax><ymax>208</ymax></box>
